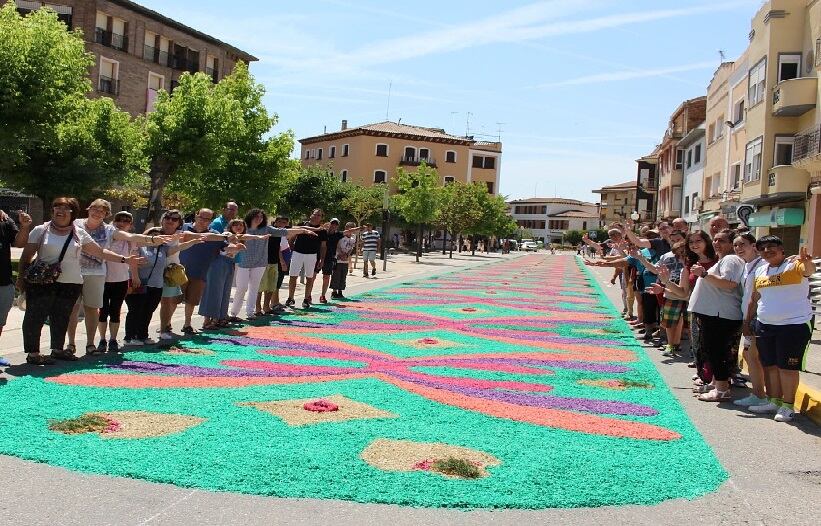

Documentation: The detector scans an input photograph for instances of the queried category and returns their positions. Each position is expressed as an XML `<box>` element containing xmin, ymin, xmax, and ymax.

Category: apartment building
<box><xmin>635</xmin><ymin>148</ymin><xmax>659</xmax><ymax>223</ymax></box>
<box><xmin>15</xmin><ymin>0</ymin><xmax>256</xmax><ymax>116</ymax></box>
<box><xmin>679</xmin><ymin>124</ymin><xmax>706</xmax><ymax>225</ymax></box>
<box><xmin>593</xmin><ymin>181</ymin><xmax>637</xmax><ymax>224</ymax></box>
<box><xmin>700</xmin><ymin>57</ymin><xmax>750</xmax><ymax>228</ymax></box>
<box><xmin>508</xmin><ymin>198</ymin><xmax>599</xmax><ymax>242</ymax></box>
<box><xmin>734</xmin><ymin>0</ymin><xmax>820</xmax><ymax>254</ymax></box>
<box><xmin>299</xmin><ymin>121</ymin><xmax>502</xmax><ymax>194</ymax></box>
<box><xmin>656</xmin><ymin>97</ymin><xmax>707</xmax><ymax>220</ymax></box>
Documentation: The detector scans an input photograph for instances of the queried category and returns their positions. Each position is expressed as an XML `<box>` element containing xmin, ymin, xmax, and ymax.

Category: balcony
<box><xmin>639</xmin><ymin>177</ymin><xmax>658</xmax><ymax>191</ymax></box>
<box><xmin>97</xmin><ymin>76</ymin><xmax>119</xmax><ymax>96</ymax></box>
<box><xmin>764</xmin><ymin>165</ymin><xmax>809</xmax><ymax>197</ymax></box>
<box><xmin>794</xmin><ymin>124</ymin><xmax>821</xmax><ymax>170</ymax></box>
<box><xmin>171</xmin><ymin>56</ymin><xmax>199</xmax><ymax>73</ymax></box>
<box><xmin>772</xmin><ymin>77</ymin><xmax>817</xmax><ymax>116</ymax></box>
<box><xmin>399</xmin><ymin>155</ymin><xmax>437</xmax><ymax>167</ymax></box>
<box><xmin>94</xmin><ymin>28</ymin><xmax>128</xmax><ymax>51</ymax></box>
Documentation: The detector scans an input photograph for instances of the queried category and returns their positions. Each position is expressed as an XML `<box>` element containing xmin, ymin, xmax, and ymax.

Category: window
<box><xmin>342</xmin><ymin>144</ymin><xmax>349</xmax><ymax>157</ymax></box>
<box><xmin>774</xmin><ymin>136</ymin><xmax>795</xmax><ymax>166</ymax></box>
<box><xmin>484</xmin><ymin>157</ymin><xmax>496</xmax><ymax>169</ymax></box>
<box><xmin>515</xmin><ymin>206</ymin><xmax>522</xmax><ymax>214</ymax></box>
<box><xmin>684</xmin><ymin>196</ymin><xmax>690</xmax><ymax>214</ymax></box>
<box><xmin>731</xmin><ymin>164</ymin><xmax>742</xmax><ymax>189</ymax></box>
<box><xmin>143</xmin><ymin>31</ymin><xmax>157</xmax><ymax>61</ymax></box>
<box><xmin>744</xmin><ymin>137</ymin><xmax>763</xmax><ymax>182</ymax></box>
<box><xmin>444</xmin><ymin>176</ymin><xmax>455</xmax><ymax>184</ymax></box>
<box><xmin>711</xmin><ymin>175</ymin><xmax>720</xmax><ymax>197</ymax></box>
<box><xmin>686</xmin><ymin>150</ymin><xmax>693</xmax><ymax>168</ymax></box>
<box><xmin>707</xmin><ymin>123</ymin><xmax>715</xmax><ymax>143</ymax></box>
<box><xmin>768</xmin><ymin>172</ymin><xmax>776</xmax><ymax>187</ymax></box>
<box><xmin>540</xmin><ymin>206</ymin><xmax>547</xmax><ymax>214</ymax></box>
<box><xmin>374</xmin><ymin>170</ymin><xmax>387</xmax><ymax>183</ymax></box>
<box><xmin>98</xmin><ymin>57</ymin><xmax>119</xmax><ymax>95</ymax></box>
<box><xmin>704</xmin><ymin>176</ymin><xmax>711</xmax><ymax>197</ymax></box>
<box><xmin>445</xmin><ymin>151</ymin><xmax>456</xmax><ymax>163</ymax></box>
<box><xmin>146</xmin><ymin>72</ymin><xmax>164</xmax><ymax>112</ymax></box>
<box><xmin>675</xmin><ymin>149</ymin><xmax>684</xmax><ymax>169</ymax></box>
<box><xmin>486</xmin><ymin>181</ymin><xmax>494</xmax><ymax>193</ymax></box>
<box><xmin>403</xmin><ymin>146</ymin><xmax>416</xmax><ymax>160</ymax></box>
<box><xmin>777</xmin><ymin>54</ymin><xmax>801</xmax><ymax>82</ymax></box>
<box><xmin>732</xmin><ymin>99</ymin><xmax>745</xmax><ymax>125</ymax></box>
<box><xmin>375</xmin><ymin>144</ymin><xmax>388</xmax><ymax>157</ymax></box>
<box><xmin>205</xmin><ymin>55</ymin><xmax>219</xmax><ymax>82</ymax></box>
<box><xmin>94</xmin><ymin>13</ymin><xmax>128</xmax><ymax>51</ymax></box>
<box><xmin>472</xmin><ymin>156</ymin><xmax>483</xmax><ymax>168</ymax></box>
<box><xmin>419</xmin><ymin>148</ymin><xmax>430</xmax><ymax>160</ymax></box>
<box><xmin>715</xmin><ymin>115</ymin><xmax>724</xmax><ymax>139</ymax></box>
<box><xmin>340</xmin><ymin>170</ymin><xmax>348</xmax><ymax>182</ymax></box>
<box><xmin>304</xmin><ymin>149</ymin><xmax>310</xmax><ymax>159</ymax></box>
<box><xmin>329</xmin><ymin>146</ymin><xmax>336</xmax><ymax>159</ymax></box>
<box><xmin>694</xmin><ymin>144</ymin><xmax>701</xmax><ymax>164</ymax></box>
<box><xmin>748</xmin><ymin>59</ymin><xmax>766</xmax><ymax>106</ymax></box>
<box><xmin>692</xmin><ymin>192</ymin><xmax>699</xmax><ymax>210</ymax></box>
<box><xmin>582</xmin><ymin>221</ymin><xmax>587</xmax><ymax>230</ymax></box>
<box><xmin>317</xmin><ymin>148</ymin><xmax>323</xmax><ymax>160</ymax></box>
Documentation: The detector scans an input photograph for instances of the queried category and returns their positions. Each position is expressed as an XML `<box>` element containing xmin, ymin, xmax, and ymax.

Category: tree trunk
<box><xmin>448</xmin><ymin>229</ymin><xmax>453</xmax><ymax>259</ymax></box>
<box><xmin>146</xmin><ymin>159</ymin><xmax>170</xmax><ymax>227</ymax></box>
<box><xmin>415</xmin><ymin>223</ymin><xmax>422</xmax><ymax>262</ymax></box>
<box><xmin>442</xmin><ymin>228</ymin><xmax>447</xmax><ymax>255</ymax></box>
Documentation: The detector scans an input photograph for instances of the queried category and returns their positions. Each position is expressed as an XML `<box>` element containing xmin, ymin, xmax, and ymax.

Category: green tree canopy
<box><xmin>275</xmin><ymin>165</ymin><xmax>350</xmax><ymax>221</ymax></box>
<box><xmin>393</xmin><ymin>164</ymin><xmax>440</xmax><ymax>262</ymax></box>
<box><xmin>341</xmin><ymin>183</ymin><xmax>386</xmax><ymax>226</ymax></box>
<box><xmin>471</xmin><ymin>190</ymin><xmax>517</xmax><ymax>245</ymax></box>
<box><xmin>435</xmin><ymin>182</ymin><xmax>482</xmax><ymax>258</ymax></box>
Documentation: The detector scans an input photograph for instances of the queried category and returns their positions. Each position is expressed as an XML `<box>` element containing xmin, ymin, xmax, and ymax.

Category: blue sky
<box><xmin>138</xmin><ymin>0</ymin><xmax>759</xmax><ymax>203</ymax></box>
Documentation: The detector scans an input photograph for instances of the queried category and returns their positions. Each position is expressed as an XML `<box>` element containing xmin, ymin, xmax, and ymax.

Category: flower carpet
<box><xmin>0</xmin><ymin>255</ymin><xmax>726</xmax><ymax>508</ymax></box>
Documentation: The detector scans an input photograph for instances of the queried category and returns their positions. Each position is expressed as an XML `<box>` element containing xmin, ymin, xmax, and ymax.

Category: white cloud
<box><xmin>533</xmin><ymin>61</ymin><xmax>719</xmax><ymax>88</ymax></box>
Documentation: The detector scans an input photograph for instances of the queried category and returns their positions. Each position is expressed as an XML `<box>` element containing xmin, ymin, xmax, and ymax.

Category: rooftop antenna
<box><xmin>385</xmin><ymin>81</ymin><xmax>392</xmax><ymax>121</ymax></box>
<box><xmin>465</xmin><ymin>112</ymin><xmax>473</xmax><ymax>137</ymax></box>
<box><xmin>495</xmin><ymin>122</ymin><xmax>505</xmax><ymax>142</ymax></box>
<box><xmin>718</xmin><ymin>49</ymin><xmax>726</xmax><ymax>61</ymax></box>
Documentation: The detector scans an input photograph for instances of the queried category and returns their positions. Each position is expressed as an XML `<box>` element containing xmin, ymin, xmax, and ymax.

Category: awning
<box><xmin>746</xmin><ymin>207</ymin><xmax>805</xmax><ymax>227</ymax></box>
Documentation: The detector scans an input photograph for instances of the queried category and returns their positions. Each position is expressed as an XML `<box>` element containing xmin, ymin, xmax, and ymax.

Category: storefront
<box><xmin>746</xmin><ymin>206</ymin><xmax>805</xmax><ymax>253</ymax></box>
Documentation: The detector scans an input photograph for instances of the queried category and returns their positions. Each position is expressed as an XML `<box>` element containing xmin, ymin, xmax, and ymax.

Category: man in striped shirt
<box><xmin>360</xmin><ymin>223</ymin><xmax>380</xmax><ymax>277</ymax></box>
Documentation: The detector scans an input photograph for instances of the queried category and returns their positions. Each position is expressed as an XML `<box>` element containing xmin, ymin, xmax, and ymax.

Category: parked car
<box><xmin>520</xmin><ymin>240</ymin><xmax>539</xmax><ymax>251</ymax></box>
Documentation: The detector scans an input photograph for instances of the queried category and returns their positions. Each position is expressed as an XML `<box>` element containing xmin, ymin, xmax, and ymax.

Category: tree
<box><xmin>341</xmin><ymin>183</ymin><xmax>386</xmax><ymax>227</ymax></box>
<box><xmin>163</xmin><ymin>63</ymin><xmax>295</xmax><ymax>213</ymax></box>
<box><xmin>469</xmin><ymin>189</ymin><xmax>517</xmax><ymax>254</ymax></box>
<box><xmin>0</xmin><ymin>3</ymin><xmax>92</xmax><ymax>173</ymax></box>
<box><xmin>435</xmin><ymin>182</ymin><xmax>481</xmax><ymax>258</ymax></box>
<box><xmin>393</xmin><ymin>164</ymin><xmax>440</xmax><ymax>262</ymax></box>
<box><xmin>0</xmin><ymin>5</ymin><xmax>144</xmax><ymax>205</ymax></box>
<box><xmin>564</xmin><ymin>230</ymin><xmax>584</xmax><ymax>247</ymax></box>
<box><xmin>275</xmin><ymin>165</ymin><xmax>350</xmax><ymax>220</ymax></box>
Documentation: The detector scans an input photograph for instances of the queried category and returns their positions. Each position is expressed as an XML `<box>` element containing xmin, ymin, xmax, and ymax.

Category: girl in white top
<box><xmin>18</xmin><ymin>198</ymin><xmax>145</xmax><ymax>365</ymax></box>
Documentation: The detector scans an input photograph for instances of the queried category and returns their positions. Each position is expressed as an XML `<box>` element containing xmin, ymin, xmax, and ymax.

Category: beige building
<box><xmin>656</xmin><ymin>97</ymin><xmax>707</xmax><ymax>220</ymax></box>
<box><xmin>592</xmin><ymin>181</ymin><xmax>637</xmax><ymax>224</ymax></box>
<box><xmin>299</xmin><ymin>121</ymin><xmax>502</xmax><ymax>194</ymax></box>
<box><xmin>508</xmin><ymin>198</ymin><xmax>599</xmax><ymax>242</ymax></box>
<box><xmin>733</xmin><ymin>0</ymin><xmax>821</xmax><ymax>254</ymax></box>
<box><xmin>15</xmin><ymin>0</ymin><xmax>256</xmax><ymax>116</ymax></box>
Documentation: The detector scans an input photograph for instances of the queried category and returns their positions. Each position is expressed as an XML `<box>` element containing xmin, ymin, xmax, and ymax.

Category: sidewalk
<box><xmin>1</xmin><ymin>250</ymin><xmax>522</xmax><ymax>360</ymax></box>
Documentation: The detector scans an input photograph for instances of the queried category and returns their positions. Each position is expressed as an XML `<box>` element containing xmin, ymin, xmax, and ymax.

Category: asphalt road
<box><xmin>0</xmin><ymin>253</ymin><xmax>819</xmax><ymax>525</ymax></box>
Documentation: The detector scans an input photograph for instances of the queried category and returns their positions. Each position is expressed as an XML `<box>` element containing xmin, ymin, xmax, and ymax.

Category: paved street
<box><xmin>0</xmin><ymin>253</ymin><xmax>819</xmax><ymax>525</ymax></box>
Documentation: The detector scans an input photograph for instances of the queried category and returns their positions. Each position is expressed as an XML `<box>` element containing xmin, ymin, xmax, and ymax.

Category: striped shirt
<box><xmin>361</xmin><ymin>230</ymin><xmax>380</xmax><ymax>251</ymax></box>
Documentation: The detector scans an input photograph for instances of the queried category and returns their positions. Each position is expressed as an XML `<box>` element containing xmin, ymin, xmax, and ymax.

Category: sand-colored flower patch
<box><xmin>361</xmin><ymin>438</ymin><xmax>500</xmax><ymax>478</ymax></box>
<box><xmin>165</xmin><ymin>346</ymin><xmax>216</xmax><ymax>356</ymax></box>
<box><xmin>239</xmin><ymin>394</ymin><xmax>397</xmax><ymax>426</ymax></box>
<box><xmin>50</xmin><ymin>411</ymin><xmax>204</xmax><ymax>439</ymax></box>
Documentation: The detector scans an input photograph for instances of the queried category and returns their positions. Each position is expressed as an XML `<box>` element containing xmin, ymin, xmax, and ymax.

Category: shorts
<box><xmin>322</xmin><ymin>257</ymin><xmax>336</xmax><ymax>276</ymax></box>
<box><xmin>0</xmin><ymin>284</ymin><xmax>14</xmax><ymax>326</ymax></box>
<box><xmin>754</xmin><ymin>321</ymin><xmax>811</xmax><ymax>371</ymax></box>
<box><xmin>289</xmin><ymin>251</ymin><xmax>317</xmax><ymax>279</ymax></box>
<box><xmin>182</xmin><ymin>278</ymin><xmax>206</xmax><ymax>305</ymax></box>
<box><xmin>660</xmin><ymin>298</ymin><xmax>687</xmax><ymax>328</ymax></box>
<box><xmin>362</xmin><ymin>249</ymin><xmax>377</xmax><ymax>262</ymax></box>
<box><xmin>79</xmin><ymin>274</ymin><xmax>105</xmax><ymax>309</ymax></box>
<box><xmin>162</xmin><ymin>285</ymin><xmax>182</xmax><ymax>299</ymax></box>
<box><xmin>259</xmin><ymin>264</ymin><xmax>279</xmax><ymax>292</ymax></box>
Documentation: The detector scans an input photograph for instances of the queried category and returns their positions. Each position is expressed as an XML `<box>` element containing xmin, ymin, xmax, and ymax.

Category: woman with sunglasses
<box><xmin>97</xmin><ymin>211</ymin><xmax>139</xmax><ymax>353</ymax></box>
<box><xmin>17</xmin><ymin>198</ymin><xmax>145</xmax><ymax>365</ymax></box>
<box><xmin>66</xmin><ymin>199</ymin><xmax>173</xmax><ymax>357</ymax></box>
<box><xmin>744</xmin><ymin>237</ymin><xmax>816</xmax><ymax>422</ymax></box>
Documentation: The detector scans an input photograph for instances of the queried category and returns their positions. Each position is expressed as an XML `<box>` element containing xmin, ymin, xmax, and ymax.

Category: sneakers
<box><xmin>774</xmin><ymin>406</ymin><xmax>796</xmax><ymax>422</ymax></box>
<box><xmin>181</xmin><ymin>325</ymin><xmax>196</xmax><ymax>335</ymax></box>
<box><xmin>108</xmin><ymin>340</ymin><xmax>120</xmax><ymax>353</ymax></box>
<box><xmin>661</xmin><ymin>345</ymin><xmax>680</xmax><ymax>357</ymax></box>
<box><xmin>124</xmin><ymin>339</ymin><xmax>144</xmax><ymax>346</ymax></box>
<box><xmin>159</xmin><ymin>331</ymin><xmax>175</xmax><ymax>340</ymax></box>
<box><xmin>319</xmin><ymin>295</ymin><xmax>328</xmax><ymax>304</ymax></box>
<box><xmin>748</xmin><ymin>401</ymin><xmax>779</xmax><ymax>414</ymax></box>
<box><xmin>285</xmin><ymin>298</ymin><xmax>296</xmax><ymax>307</ymax></box>
<box><xmin>733</xmin><ymin>394</ymin><xmax>768</xmax><ymax>407</ymax></box>
<box><xmin>142</xmin><ymin>338</ymin><xmax>157</xmax><ymax>345</ymax></box>
<box><xmin>302</xmin><ymin>299</ymin><xmax>311</xmax><ymax>309</ymax></box>
<box><xmin>96</xmin><ymin>340</ymin><xmax>107</xmax><ymax>354</ymax></box>
<box><xmin>363</xmin><ymin>272</ymin><xmax>369</xmax><ymax>278</ymax></box>
<box><xmin>371</xmin><ymin>268</ymin><xmax>376</xmax><ymax>276</ymax></box>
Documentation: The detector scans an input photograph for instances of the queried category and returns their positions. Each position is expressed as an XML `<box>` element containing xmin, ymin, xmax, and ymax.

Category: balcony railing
<box><xmin>399</xmin><ymin>155</ymin><xmax>437</xmax><ymax>167</ymax></box>
<box><xmin>794</xmin><ymin>125</ymin><xmax>821</xmax><ymax>163</ymax></box>
<box><xmin>98</xmin><ymin>75</ymin><xmax>119</xmax><ymax>95</ymax></box>
<box><xmin>171</xmin><ymin>56</ymin><xmax>199</xmax><ymax>73</ymax></box>
<box><xmin>95</xmin><ymin>28</ymin><xmax>128</xmax><ymax>51</ymax></box>
<box><xmin>639</xmin><ymin>178</ymin><xmax>658</xmax><ymax>190</ymax></box>
<box><xmin>143</xmin><ymin>44</ymin><xmax>155</xmax><ymax>61</ymax></box>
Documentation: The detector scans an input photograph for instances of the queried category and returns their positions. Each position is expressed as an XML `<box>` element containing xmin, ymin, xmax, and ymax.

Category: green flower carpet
<box><xmin>0</xmin><ymin>255</ymin><xmax>726</xmax><ymax>508</ymax></box>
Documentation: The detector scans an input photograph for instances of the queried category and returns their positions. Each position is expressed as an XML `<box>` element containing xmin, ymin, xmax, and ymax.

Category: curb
<box><xmin>795</xmin><ymin>382</ymin><xmax>821</xmax><ymax>425</ymax></box>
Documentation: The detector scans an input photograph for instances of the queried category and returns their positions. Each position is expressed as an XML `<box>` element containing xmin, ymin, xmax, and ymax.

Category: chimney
<box><xmin>341</xmin><ymin>120</ymin><xmax>348</xmax><ymax>131</ymax></box>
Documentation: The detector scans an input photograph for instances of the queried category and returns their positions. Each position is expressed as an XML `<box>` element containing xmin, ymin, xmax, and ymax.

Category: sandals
<box><xmin>50</xmin><ymin>349</ymin><xmax>79</xmax><ymax>361</ymax></box>
<box><xmin>698</xmin><ymin>389</ymin><xmax>732</xmax><ymax>402</ymax></box>
<box><xmin>26</xmin><ymin>353</ymin><xmax>56</xmax><ymax>366</ymax></box>
<box><xmin>86</xmin><ymin>344</ymin><xmax>104</xmax><ymax>356</ymax></box>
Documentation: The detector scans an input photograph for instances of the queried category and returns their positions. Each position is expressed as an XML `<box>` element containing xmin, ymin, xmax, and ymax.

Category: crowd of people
<box><xmin>584</xmin><ymin>216</ymin><xmax>816</xmax><ymax>424</ymax></box>
<box><xmin>4</xmin><ymin>198</ymin><xmax>380</xmax><ymax>365</ymax></box>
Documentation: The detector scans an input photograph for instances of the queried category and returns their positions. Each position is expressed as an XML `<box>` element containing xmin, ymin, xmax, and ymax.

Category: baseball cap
<box><xmin>330</xmin><ymin>218</ymin><xmax>340</xmax><ymax>224</ymax></box>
